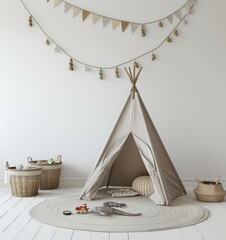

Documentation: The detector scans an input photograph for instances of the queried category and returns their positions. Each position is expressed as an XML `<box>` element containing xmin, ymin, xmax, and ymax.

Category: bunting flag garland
<box><xmin>103</xmin><ymin>17</ymin><xmax>110</xmax><ymax>28</ymax></box>
<box><xmin>131</xmin><ymin>23</ymin><xmax>139</xmax><ymax>33</ymax></box>
<box><xmin>175</xmin><ymin>10</ymin><xmax>182</xmax><ymax>20</ymax></box>
<box><xmin>184</xmin><ymin>3</ymin><xmax>192</xmax><ymax>12</ymax></box>
<box><xmin>19</xmin><ymin>0</ymin><xmax>197</xmax><ymax>78</ymax></box>
<box><xmin>64</xmin><ymin>3</ymin><xmax>71</xmax><ymax>13</ymax></box>
<box><xmin>82</xmin><ymin>10</ymin><xmax>90</xmax><ymax>21</ymax></box>
<box><xmin>167</xmin><ymin>15</ymin><xmax>173</xmax><ymax>24</ymax></box>
<box><xmin>121</xmin><ymin>21</ymin><xmax>129</xmax><ymax>32</ymax></box>
<box><xmin>48</xmin><ymin>0</ymin><xmax>195</xmax><ymax>36</ymax></box>
<box><xmin>54</xmin><ymin>0</ymin><xmax>61</xmax><ymax>7</ymax></box>
<box><xmin>73</xmin><ymin>7</ymin><xmax>80</xmax><ymax>18</ymax></box>
<box><xmin>112</xmin><ymin>19</ymin><xmax>120</xmax><ymax>30</ymax></box>
<box><xmin>92</xmin><ymin>14</ymin><xmax>100</xmax><ymax>25</ymax></box>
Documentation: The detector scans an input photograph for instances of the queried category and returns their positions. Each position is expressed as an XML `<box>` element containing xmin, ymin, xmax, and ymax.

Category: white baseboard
<box><xmin>59</xmin><ymin>178</ymin><xmax>87</xmax><ymax>187</ymax></box>
<box><xmin>182</xmin><ymin>177</ymin><xmax>226</xmax><ymax>188</ymax></box>
<box><xmin>0</xmin><ymin>177</ymin><xmax>87</xmax><ymax>187</ymax></box>
<box><xmin>1</xmin><ymin>177</ymin><xmax>226</xmax><ymax>188</ymax></box>
<box><xmin>58</xmin><ymin>177</ymin><xmax>226</xmax><ymax>187</ymax></box>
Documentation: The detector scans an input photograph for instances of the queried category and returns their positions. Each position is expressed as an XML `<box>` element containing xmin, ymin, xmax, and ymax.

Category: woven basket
<box><xmin>7</xmin><ymin>163</ymin><xmax>41</xmax><ymax>197</ymax></box>
<box><xmin>27</xmin><ymin>156</ymin><xmax>62</xmax><ymax>190</ymax></box>
<box><xmin>194</xmin><ymin>181</ymin><xmax>226</xmax><ymax>202</ymax></box>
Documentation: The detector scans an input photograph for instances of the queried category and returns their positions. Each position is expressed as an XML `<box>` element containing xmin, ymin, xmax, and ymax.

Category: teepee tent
<box><xmin>80</xmin><ymin>66</ymin><xmax>186</xmax><ymax>205</ymax></box>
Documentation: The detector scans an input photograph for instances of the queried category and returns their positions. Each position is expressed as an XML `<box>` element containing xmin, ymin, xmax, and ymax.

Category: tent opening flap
<box><xmin>107</xmin><ymin>133</ymin><xmax>148</xmax><ymax>187</ymax></box>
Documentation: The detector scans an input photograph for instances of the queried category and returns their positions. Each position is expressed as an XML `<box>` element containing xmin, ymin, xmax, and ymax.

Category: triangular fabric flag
<box><xmin>121</xmin><ymin>21</ymin><xmax>129</xmax><ymax>32</ymax></box>
<box><xmin>174</xmin><ymin>10</ymin><xmax>181</xmax><ymax>20</ymax></box>
<box><xmin>64</xmin><ymin>3</ymin><xmax>72</xmax><ymax>13</ymax></box>
<box><xmin>184</xmin><ymin>3</ymin><xmax>191</xmax><ymax>12</ymax></box>
<box><xmin>186</xmin><ymin>0</ymin><xmax>195</xmax><ymax>11</ymax></box>
<box><xmin>82</xmin><ymin>10</ymin><xmax>90</xmax><ymax>21</ymax></box>
<box><xmin>130</xmin><ymin>23</ymin><xmax>139</xmax><ymax>33</ymax></box>
<box><xmin>102</xmin><ymin>17</ymin><xmax>110</xmax><ymax>27</ymax></box>
<box><xmin>54</xmin><ymin>0</ymin><xmax>61</xmax><ymax>7</ymax></box>
<box><xmin>73</xmin><ymin>7</ymin><xmax>81</xmax><ymax>17</ymax></box>
<box><xmin>92</xmin><ymin>14</ymin><xmax>100</xmax><ymax>24</ymax></box>
<box><xmin>112</xmin><ymin>19</ymin><xmax>120</xmax><ymax>30</ymax></box>
<box><xmin>167</xmin><ymin>15</ymin><xmax>173</xmax><ymax>24</ymax></box>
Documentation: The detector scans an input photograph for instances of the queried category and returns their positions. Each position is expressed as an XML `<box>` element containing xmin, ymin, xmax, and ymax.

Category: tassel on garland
<box><xmin>141</xmin><ymin>25</ymin><xmax>145</xmax><ymax>37</ymax></box>
<box><xmin>166</xmin><ymin>37</ymin><xmax>172</xmax><ymax>43</ymax></box>
<box><xmin>28</xmin><ymin>15</ymin><xmax>33</xmax><ymax>27</ymax></box>
<box><xmin>69</xmin><ymin>58</ymin><xmax>74</xmax><ymax>71</ymax></box>
<box><xmin>115</xmin><ymin>66</ymin><xmax>119</xmax><ymax>78</ymax></box>
<box><xmin>99</xmin><ymin>69</ymin><xmax>103</xmax><ymax>79</ymax></box>
<box><xmin>174</xmin><ymin>29</ymin><xmax>179</xmax><ymax>36</ymax></box>
<box><xmin>158</xmin><ymin>21</ymin><xmax>163</xmax><ymax>27</ymax></box>
<box><xmin>45</xmin><ymin>39</ymin><xmax>50</xmax><ymax>45</ymax></box>
<box><xmin>134</xmin><ymin>61</ymin><xmax>139</xmax><ymax>68</ymax></box>
<box><xmin>151</xmin><ymin>52</ymin><xmax>156</xmax><ymax>61</ymax></box>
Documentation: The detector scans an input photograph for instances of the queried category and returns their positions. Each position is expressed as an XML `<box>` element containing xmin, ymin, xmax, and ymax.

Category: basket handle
<box><xmin>57</xmin><ymin>155</ymin><xmax>62</xmax><ymax>161</ymax></box>
<box><xmin>27</xmin><ymin>156</ymin><xmax>33</xmax><ymax>163</ymax></box>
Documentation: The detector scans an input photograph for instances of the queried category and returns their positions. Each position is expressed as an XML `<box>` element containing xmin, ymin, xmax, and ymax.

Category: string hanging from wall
<box><xmin>49</xmin><ymin>0</ymin><xmax>195</xmax><ymax>37</ymax></box>
<box><xmin>20</xmin><ymin>0</ymin><xmax>196</xmax><ymax>78</ymax></box>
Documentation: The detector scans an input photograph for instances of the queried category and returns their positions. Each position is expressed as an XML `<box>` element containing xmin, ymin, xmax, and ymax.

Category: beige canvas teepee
<box><xmin>80</xmin><ymin>66</ymin><xmax>186</xmax><ymax>205</ymax></box>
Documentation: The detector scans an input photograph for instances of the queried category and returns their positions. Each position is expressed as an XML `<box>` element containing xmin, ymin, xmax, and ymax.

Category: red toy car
<box><xmin>75</xmin><ymin>204</ymin><xmax>89</xmax><ymax>214</ymax></box>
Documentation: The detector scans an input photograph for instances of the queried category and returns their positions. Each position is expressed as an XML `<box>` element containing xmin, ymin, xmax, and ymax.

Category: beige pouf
<box><xmin>132</xmin><ymin>176</ymin><xmax>153</xmax><ymax>196</ymax></box>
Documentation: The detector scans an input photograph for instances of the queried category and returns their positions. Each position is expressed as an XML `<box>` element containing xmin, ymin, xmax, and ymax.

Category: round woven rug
<box><xmin>30</xmin><ymin>192</ymin><xmax>208</xmax><ymax>232</ymax></box>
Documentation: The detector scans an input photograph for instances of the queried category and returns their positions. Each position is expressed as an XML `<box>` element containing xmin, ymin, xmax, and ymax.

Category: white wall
<box><xmin>0</xmin><ymin>0</ymin><xmax>226</xmax><ymax>182</ymax></box>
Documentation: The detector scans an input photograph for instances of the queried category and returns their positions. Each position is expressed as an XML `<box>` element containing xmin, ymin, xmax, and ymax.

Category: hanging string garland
<box><xmin>174</xmin><ymin>29</ymin><xmax>179</xmax><ymax>36</ymax></box>
<box><xmin>141</xmin><ymin>25</ymin><xmax>145</xmax><ymax>37</ymax></box>
<box><xmin>69</xmin><ymin>58</ymin><xmax>74</xmax><ymax>71</ymax></box>
<box><xmin>28</xmin><ymin>15</ymin><xmax>33</xmax><ymax>27</ymax></box>
<box><xmin>50</xmin><ymin>0</ymin><xmax>195</xmax><ymax>36</ymax></box>
<box><xmin>99</xmin><ymin>68</ymin><xmax>103</xmax><ymax>79</ymax></box>
<box><xmin>45</xmin><ymin>38</ymin><xmax>50</xmax><ymax>45</ymax></box>
<box><xmin>167</xmin><ymin>36</ymin><xmax>172</xmax><ymax>43</ymax></box>
<box><xmin>158</xmin><ymin>21</ymin><xmax>163</xmax><ymax>28</ymax></box>
<box><xmin>20</xmin><ymin>0</ymin><xmax>196</xmax><ymax>78</ymax></box>
<box><xmin>151</xmin><ymin>52</ymin><xmax>156</xmax><ymax>61</ymax></box>
<box><xmin>115</xmin><ymin>67</ymin><xmax>119</xmax><ymax>78</ymax></box>
<box><xmin>134</xmin><ymin>61</ymin><xmax>140</xmax><ymax>68</ymax></box>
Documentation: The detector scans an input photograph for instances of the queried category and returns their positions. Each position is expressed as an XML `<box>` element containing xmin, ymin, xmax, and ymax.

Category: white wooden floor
<box><xmin>1</xmin><ymin>185</ymin><xmax>226</xmax><ymax>240</ymax></box>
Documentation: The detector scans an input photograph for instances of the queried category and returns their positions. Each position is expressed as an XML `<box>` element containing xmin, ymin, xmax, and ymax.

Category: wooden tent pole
<box><xmin>124</xmin><ymin>65</ymin><xmax>143</xmax><ymax>99</ymax></box>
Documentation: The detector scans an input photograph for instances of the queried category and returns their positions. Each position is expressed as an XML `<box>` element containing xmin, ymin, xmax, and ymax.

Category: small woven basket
<box><xmin>194</xmin><ymin>181</ymin><xmax>226</xmax><ymax>202</ymax></box>
<box><xmin>6</xmin><ymin>162</ymin><xmax>41</xmax><ymax>197</ymax></box>
<box><xmin>27</xmin><ymin>156</ymin><xmax>62</xmax><ymax>190</ymax></box>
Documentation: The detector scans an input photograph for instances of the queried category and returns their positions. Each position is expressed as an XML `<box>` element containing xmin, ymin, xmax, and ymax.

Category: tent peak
<box><xmin>124</xmin><ymin>65</ymin><xmax>143</xmax><ymax>99</ymax></box>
